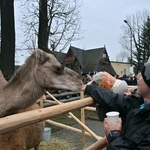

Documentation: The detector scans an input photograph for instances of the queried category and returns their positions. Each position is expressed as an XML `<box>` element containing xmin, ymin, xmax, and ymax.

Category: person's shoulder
<box><xmin>129</xmin><ymin>95</ymin><xmax>144</xmax><ymax>108</ymax></box>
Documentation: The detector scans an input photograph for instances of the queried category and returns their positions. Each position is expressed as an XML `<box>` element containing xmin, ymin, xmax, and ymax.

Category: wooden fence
<box><xmin>0</xmin><ymin>91</ymin><xmax>107</xmax><ymax>149</ymax></box>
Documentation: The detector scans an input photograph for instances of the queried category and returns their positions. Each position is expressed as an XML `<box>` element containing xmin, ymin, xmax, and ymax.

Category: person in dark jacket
<box><xmin>81</xmin><ymin>63</ymin><xmax>150</xmax><ymax>149</ymax></box>
<box><xmin>92</xmin><ymin>71</ymin><xmax>128</xmax><ymax>122</ymax></box>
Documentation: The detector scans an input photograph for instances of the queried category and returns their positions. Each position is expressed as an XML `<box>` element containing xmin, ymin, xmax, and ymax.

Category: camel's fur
<box><xmin>0</xmin><ymin>49</ymin><xmax>82</xmax><ymax>150</ymax></box>
<box><xmin>0</xmin><ymin>49</ymin><xmax>82</xmax><ymax>117</ymax></box>
<box><xmin>0</xmin><ymin>70</ymin><xmax>45</xmax><ymax>150</ymax></box>
<box><xmin>0</xmin><ymin>104</ymin><xmax>45</xmax><ymax>150</ymax></box>
<box><xmin>0</xmin><ymin>70</ymin><xmax>7</xmax><ymax>89</ymax></box>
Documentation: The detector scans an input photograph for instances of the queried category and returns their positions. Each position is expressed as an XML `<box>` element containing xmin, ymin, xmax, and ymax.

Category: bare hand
<box><xmin>81</xmin><ymin>81</ymin><xmax>93</xmax><ymax>91</ymax></box>
<box><xmin>81</xmin><ymin>85</ymin><xmax>87</xmax><ymax>91</ymax></box>
<box><xmin>125</xmin><ymin>89</ymin><xmax>131</xmax><ymax>96</ymax></box>
<box><xmin>104</xmin><ymin>118</ymin><xmax>122</xmax><ymax>137</ymax></box>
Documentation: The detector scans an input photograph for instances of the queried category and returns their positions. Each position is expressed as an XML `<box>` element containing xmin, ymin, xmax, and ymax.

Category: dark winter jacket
<box><xmin>85</xmin><ymin>84</ymin><xmax>150</xmax><ymax>150</ymax></box>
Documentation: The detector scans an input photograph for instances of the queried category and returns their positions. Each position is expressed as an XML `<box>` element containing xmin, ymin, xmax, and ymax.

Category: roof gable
<box><xmin>69</xmin><ymin>46</ymin><xmax>83</xmax><ymax>66</ymax></box>
<box><xmin>82</xmin><ymin>47</ymin><xmax>106</xmax><ymax>73</ymax></box>
<box><xmin>63</xmin><ymin>45</ymin><xmax>116</xmax><ymax>75</ymax></box>
<box><xmin>53</xmin><ymin>51</ymin><xmax>66</xmax><ymax>63</ymax></box>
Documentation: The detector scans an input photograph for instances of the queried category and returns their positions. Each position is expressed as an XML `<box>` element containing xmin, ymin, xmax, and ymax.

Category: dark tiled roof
<box><xmin>53</xmin><ymin>51</ymin><xmax>66</xmax><ymax>63</ymax></box>
<box><xmin>82</xmin><ymin>48</ymin><xmax>105</xmax><ymax>73</ymax></box>
<box><xmin>58</xmin><ymin>45</ymin><xmax>116</xmax><ymax>75</ymax></box>
<box><xmin>69</xmin><ymin>46</ymin><xmax>109</xmax><ymax>74</ymax></box>
<box><xmin>69</xmin><ymin>46</ymin><xmax>84</xmax><ymax>67</ymax></box>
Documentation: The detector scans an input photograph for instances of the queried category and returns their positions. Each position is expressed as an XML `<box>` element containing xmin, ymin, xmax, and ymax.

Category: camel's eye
<box><xmin>54</xmin><ymin>65</ymin><xmax>64</xmax><ymax>75</ymax></box>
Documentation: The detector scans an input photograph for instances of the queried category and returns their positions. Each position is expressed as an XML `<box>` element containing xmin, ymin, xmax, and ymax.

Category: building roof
<box><xmin>53</xmin><ymin>51</ymin><xmax>66</xmax><ymax>63</ymax></box>
<box><xmin>68</xmin><ymin>46</ymin><xmax>116</xmax><ymax>75</ymax></box>
<box><xmin>69</xmin><ymin>46</ymin><xmax>106</xmax><ymax>73</ymax></box>
<box><xmin>82</xmin><ymin>48</ymin><xmax>105</xmax><ymax>73</ymax></box>
<box><xmin>69</xmin><ymin>46</ymin><xmax>84</xmax><ymax>67</ymax></box>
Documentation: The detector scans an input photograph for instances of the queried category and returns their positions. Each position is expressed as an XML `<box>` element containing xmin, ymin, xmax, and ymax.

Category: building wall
<box><xmin>111</xmin><ymin>62</ymin><xmax>131</xmax><ymax>77</ymax></box>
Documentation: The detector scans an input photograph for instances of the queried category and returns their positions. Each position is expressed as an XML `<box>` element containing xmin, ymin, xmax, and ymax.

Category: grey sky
<box><xmin>15</xmin><ymin>0</ymin><xmax>150</xmax><ymax>64</ymax></box>
<box><xmin>72</xmin><ymin>0</ymin><xmax>150</xmax><ymax>60</ymax></box>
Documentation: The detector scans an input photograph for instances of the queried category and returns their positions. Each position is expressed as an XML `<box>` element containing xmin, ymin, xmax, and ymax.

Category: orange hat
<box><xmin>93</xmin><ymin>71</ymin><xmax>128</xmax><ymax>94</ymax></box>
<box><xmin>93</xmin><ymin>71</ymin><xmax>115</xmax><ymax>90</ymax></box>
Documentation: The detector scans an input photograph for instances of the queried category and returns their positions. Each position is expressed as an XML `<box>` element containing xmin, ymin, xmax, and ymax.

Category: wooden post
<box><xmin>84</xmin><ymin>107</ymin><xmax>96</xmax><ymax>111</ymax></box>
<box><xmin>46</xmin><ymin>119</ymin><xmax>96</xmax><ymax>137</ymax></box>
<box><xmin>80</xmin><ymin>91</ymin><xmax>86</xmax><ymax>147</ymax></box>
<box><xmin>46</xmin><ymin>91</ymin><xmax>100</xmax><ymax>140</ymax></box>
<box><xmin>40</xmin><ymin>95</ymin><xmax>45</xmax><ymax>108</ymax></box>
<box><xmin>85</xmin><ymin>137</ymin><xmax>107</xmax><ymax>150</ymax></box>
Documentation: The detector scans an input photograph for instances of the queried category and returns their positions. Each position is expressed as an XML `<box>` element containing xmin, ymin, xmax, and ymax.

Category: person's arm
<box><xmin>84</xmin><ymin>84</ymin><xmax>130</xmax><ymax>113</ymax></box>
<box><xmin>104</xmin><ymin>117</ymin><xmax>150</xmax><ymax>150</ymax></box>
<box><xmin>104</xmin><ymin>117</ymin><xmax>131</xmax><ymax>150</ymax></box>
<box><xmin>104</xmin><ymin>118</ymin><xmax>122</xmax><ymax>143</ymax></box>
<box><xmin>106</xmin><ymin>131</ymin><xmax>150</xmax><ymax>150</ymax></box>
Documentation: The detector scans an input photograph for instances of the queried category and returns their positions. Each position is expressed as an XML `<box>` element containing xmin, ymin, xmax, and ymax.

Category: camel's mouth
<box><xmin>45</xmin><ymin>84</ymin><xmax>81</xmax><ymax>92</ymax></box>
<box><xmin>45</xmin><ymin>88</ymin><xmax>71</xmax><ymax>93</ymax></box>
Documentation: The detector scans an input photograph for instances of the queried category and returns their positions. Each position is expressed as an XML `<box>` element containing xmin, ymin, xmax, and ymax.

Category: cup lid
<box><xmin>106</xmin><ymin>111</ymin><xmax>119</xmax><ymax>116</ymax></box>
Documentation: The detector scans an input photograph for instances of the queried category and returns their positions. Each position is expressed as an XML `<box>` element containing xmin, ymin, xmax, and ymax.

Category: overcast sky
<box><xmin>15</xmin><ymin>0</ymin><xmax>150</xmax><ymax>64</ymax></box>
<box><xmin>71</xmin><ymin>0</ymin><xmax>150</xmax><ymax>60</ymax></box>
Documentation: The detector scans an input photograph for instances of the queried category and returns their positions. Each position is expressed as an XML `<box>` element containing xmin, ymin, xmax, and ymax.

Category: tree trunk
<box><xmin>38</xmin><ymin>0</ymin><xmax>49</xmax><ymax>52</ymax></box>
<box><xmin>0</xmin><ymin>0</ymin><xmax>15</xmax><ymax>80</ymax></box>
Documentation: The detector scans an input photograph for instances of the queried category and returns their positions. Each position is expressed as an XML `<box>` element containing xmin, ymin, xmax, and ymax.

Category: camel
<box><xmin>0</xmin><ymin>49</ymin><xmax>83</xmax><ymax>150</ymax></box>
<box><xmin>0</xmin><ymin>71</ymin><xmax>44</xmax><ymax>150</ymax></box>
<box><xmin>0</xmin><ymin>70</ymin><xmax>7</xmax><ymax>89</ymax></box>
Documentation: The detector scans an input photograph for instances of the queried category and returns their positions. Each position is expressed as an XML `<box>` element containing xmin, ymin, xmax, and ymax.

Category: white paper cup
<box><xmin>106</xmin><ymin>111</ymin><xmax>119</xmax><ymax>123</ymax></box>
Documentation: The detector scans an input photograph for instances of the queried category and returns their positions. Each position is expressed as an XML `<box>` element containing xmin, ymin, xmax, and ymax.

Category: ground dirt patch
<box><xmin>39</xmin><ymin>138</ymin><xmax>75</xmax><ymax>150</ymax></box>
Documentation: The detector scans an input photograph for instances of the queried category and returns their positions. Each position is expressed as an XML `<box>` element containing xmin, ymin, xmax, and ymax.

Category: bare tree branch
<box><xmin>16</xmin><ymin>0</ymin><xmax>83</xmax><ymax>52</ymax></box>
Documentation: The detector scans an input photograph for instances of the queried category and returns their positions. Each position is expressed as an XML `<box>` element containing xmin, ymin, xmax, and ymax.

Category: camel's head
<box><xmin>34</xmin><ymin>49</ymin><xmax>83</xmax><ymax>92</ymax></box>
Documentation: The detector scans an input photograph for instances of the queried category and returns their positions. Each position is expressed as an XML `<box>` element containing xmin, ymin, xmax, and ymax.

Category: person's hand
<box><xmin>81</xmin><ymin>84</ymin><xmax>87</xmax><ymax>91</ymax></box>
<box><xmin>86</xmin><ymin>81</ymin><xmax>93</xmax><ymax>85</ymax></box>
<box><xmin>125</xmin><ymin>89</ymin><xmax>131</xmax><ymax>96</ymax></box>
<box><xmin>104</xmin><ymin>118</ymin><xmax>122</xmax><ymax>137</ymax></box>
<box><xmin>81</xmin><ymin>81</ymin><xmax>93</xmax><ymax>91</ymax></box>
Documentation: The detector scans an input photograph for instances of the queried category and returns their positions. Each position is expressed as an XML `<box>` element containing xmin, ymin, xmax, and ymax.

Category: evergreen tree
<box><xmin>132</xmin><ymin>16</ymin><xmax>150</xmax><ymax>74</ymax></box>
<box><xmin>132</xmin><ymin>31</ymin><xmax>144</xmax><ymax>74</ymax></box>
<box><xmin>141</xmin><ymin>17</ymin><xmax>150</xmax><ymax>62</ymax></box>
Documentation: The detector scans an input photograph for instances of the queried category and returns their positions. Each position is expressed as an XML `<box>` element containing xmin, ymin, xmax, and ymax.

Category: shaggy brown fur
<box><xmin>0</xmin><ymin>49</ymin><xmax>82</xmax><ymax>150</ymax></box>
<box><xmin>0</xmin><ymin>49</ymin><xmax>82</xmax><ymax>117</ymax></box>
<box><xmin>0</xmin><ymin>70</ymin><xmax>7</xmax><ymax>89</ymax></box>
<box><xmin>0</xmin><ymin>104</ymin><xmax>45</xmax><ymax>150</ymax></box>
<box><xmin>0</xmin><ymin>70</ymin><xmax>45</xmax><ymax>150</ymax></box>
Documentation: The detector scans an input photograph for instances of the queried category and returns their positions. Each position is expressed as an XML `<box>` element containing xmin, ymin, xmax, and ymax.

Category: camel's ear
<box><xmin>36</xmin><ymin>49</ymin><xmax>47</xmax><ymax>64</ymax></box>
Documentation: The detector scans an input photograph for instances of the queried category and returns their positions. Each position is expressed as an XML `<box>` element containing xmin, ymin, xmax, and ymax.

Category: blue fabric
<box><xmin>140</xmin><ymin>103</ymin><xmax>146</xmax><ymax>109</ymax></box>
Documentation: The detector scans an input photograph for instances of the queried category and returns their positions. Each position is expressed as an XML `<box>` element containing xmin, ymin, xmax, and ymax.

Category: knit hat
<box><xmin>93</xmin><ymin>71</ymin><xmax>128</xmax><ymax>94</ymax></box>
<box><xmin>112</xmin><ymin>79</ymin><xmax>128</xmax><ymax>94</ymax></box>
<box><xmin>141</xmin><ymin>63</ymin><xmax>150</xmax><ymax>88</ymax></box>
<box><xmin>92</xmin><ymin>71</ymin><xmax>115</xmax><ymax>90</ymax></box>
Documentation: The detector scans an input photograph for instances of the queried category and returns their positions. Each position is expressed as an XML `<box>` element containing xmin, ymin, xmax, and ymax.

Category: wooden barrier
<box><xmin>46</xmin><ymin>91</ymin><xmax>100</xmax><ymax>140</ymax></box>
<box><xmin>44</xmin><ymin>92</ymin><xmax>106</xmax><ymax>149</ymax></box>
<box><xmin>0</xmin><ymin>97</ymin><xmax>94</xmax><ymax>134</ymax></box>
<box><xmin>85</xmin><ymin>106</ymin><xmax>96</xmax><ymax>111</ymax></box>
<box><xmin>0</xmin><ymin>92</ymin><xmax>107</xmax><ymax>149</ymax></box>
<box><xmin>80</xmin><ymin>91</ymin><xmax>86</xmax><ymax>146</ymax></box>
<box><xmin>1</xmin><ymin>86</ymin><xmax>135</xmax><ymax>149</ymax></box>
<box><xmin>85</xmin><ymin>137</ymin><xmax>107</xmax><ymax>150</ymax></box>
<box><xmin>46</xmin><ymin>119</ymin><xmax>93</xmax><ymax>137</ymax></box>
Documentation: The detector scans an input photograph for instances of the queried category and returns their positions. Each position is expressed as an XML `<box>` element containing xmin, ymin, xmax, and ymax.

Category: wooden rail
<box><xmin>0</xmin><ymin>92</ymin><xmax>108</xmax><ymax>149</ymax></box>
<box><xmin>85</xmin><ymin>137</ymin><xmax>107</xmax><ymax>150</ymax></box>
<box><xmin>0</xmin><ymin>97</ymin><xmax>94</xmax><ymax>134</ymax></box>
<box><xmin>44</xmin><ymin>92</ymin><xmax>106</xmax><ymax>149</ymax></box>
<box><xmin>45</xmin><ymin>91</ymin><xmax>100</xmax><ymax>140</ymax></box>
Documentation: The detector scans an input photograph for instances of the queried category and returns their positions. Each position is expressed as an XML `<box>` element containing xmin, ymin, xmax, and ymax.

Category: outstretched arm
<box><xmin>82</xmin><ymin>84</ymin><xmax>130</xmax><ymax>114</ymax></box>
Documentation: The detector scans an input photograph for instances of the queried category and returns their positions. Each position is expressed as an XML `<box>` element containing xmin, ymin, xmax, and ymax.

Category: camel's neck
<box><xmin>0</xmin><ymin>62</ymin><xmax>44</xmax><ymax>117</ymax></box>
